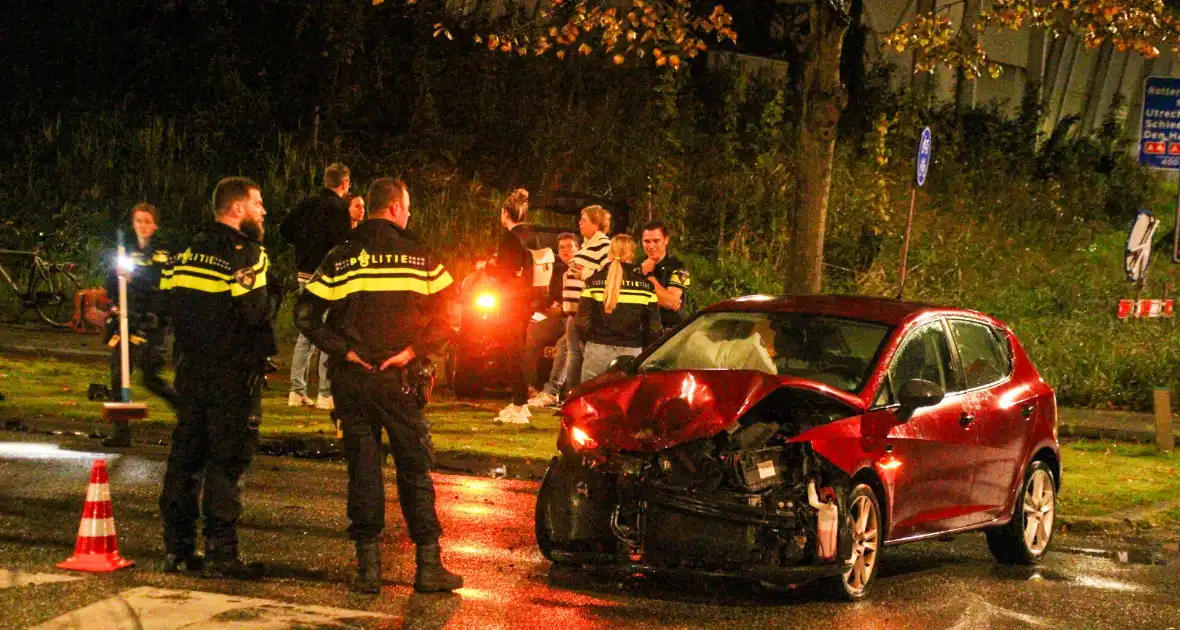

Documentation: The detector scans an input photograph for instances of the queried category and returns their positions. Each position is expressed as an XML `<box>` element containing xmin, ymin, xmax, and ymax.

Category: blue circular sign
<box><xmin>916</xmin><ymin>127</ymin><xmax>932</xmax><ymax>187</ymax></box>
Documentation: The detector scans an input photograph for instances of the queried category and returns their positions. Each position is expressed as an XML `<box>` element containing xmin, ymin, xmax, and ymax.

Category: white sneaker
<box><xmin>494</xmin><ymin>404</ymin><xmax>531</xmax><ymax>425</ymax></box>
<box><xmin>288</xmin><ymin>392</ymin><xmax>313</xmax><ymax>407</ymax></box>
<box><xmin>527</xmin><ymin>392</ymin><xmax>560</xmax><ymax>408</ymax></box>
<box><xmin>315</xmin><ymin>395</ymin><xmax>335</xmax><ymax>411</ymax></box>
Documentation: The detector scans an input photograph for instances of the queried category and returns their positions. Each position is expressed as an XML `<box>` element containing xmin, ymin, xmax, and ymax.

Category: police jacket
<box><xmin>158</xmin><ymin>222</ymin><xmax>276</xmax><ymax>375</ymax></box>
<box><xmin>645</xmin><ymin>254</ymin><xmax>691</xmax><ymax>329</ymax></box>
<box><xmin>294</xmin><ymin>219</ymin><xmax>455</xmax><ymax>368</ymax></box>
<box><xmin>106</xmin><ymin>237</ymin><xmax>170</xmax><ymax>319</ymax></box>
<box><xmin>575</xmin><ymin>262</ymin><xmax>661</xmax><ymax>349</ymax></box>
<box><xmin>279</xmin><ymin>188</ymin><xmax>351</xmax><ymax>276</ymax></box>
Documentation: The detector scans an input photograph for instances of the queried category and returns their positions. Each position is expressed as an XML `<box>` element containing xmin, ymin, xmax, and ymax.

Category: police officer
<box><xmin>157</xmin><ymin>177</ymin><xmax>275</xmax><ymax>579</ymax></box>
<box><xmin>103</xmin><ymin>202</ymin><xmax>179</xmax><ymax>447</ymax></box>
<box><xmin>295</xmin><ymin>177</ymin><xmax>462</xmax><ymax>594</ymax></box>
<box><xmin>639</xmin><ymin>220</ymin><xmax>691</xmax><ymax>331</ymax></box>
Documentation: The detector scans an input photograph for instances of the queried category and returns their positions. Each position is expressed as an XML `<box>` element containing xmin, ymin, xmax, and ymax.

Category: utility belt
<box><xmin>400</xmin><ymin>358</ymin><xmax>437</xmax><ymax>409</ymax></box>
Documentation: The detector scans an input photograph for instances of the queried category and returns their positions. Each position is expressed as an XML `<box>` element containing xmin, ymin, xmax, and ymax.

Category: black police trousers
<box><xmin>332</xmin><ymin>364</ymin><xmax>442</xmax><ymax>545</ymax></box>
<box><xmin>159</xmin><ymin>365</ymin><xmax>258</xmax><ymax>559</ymax></box>
<box><xmin>108</xmin><ymin>326</ymin><xmax>180</xmax><ymax>409</ymax></box>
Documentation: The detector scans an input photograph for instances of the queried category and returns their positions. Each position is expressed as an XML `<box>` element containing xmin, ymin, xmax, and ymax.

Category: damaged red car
<box><xmin>535</xmin><ymin>295</ymin><xmax>1060</xmax><ymax>600</ymax></box>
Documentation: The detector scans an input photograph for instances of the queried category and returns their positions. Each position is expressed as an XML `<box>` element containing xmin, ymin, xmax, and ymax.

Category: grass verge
<box><xmin>0</xmin><ymin>353</ymin><xmax>560</xmax><ymax>464</ymax></box>
<box><xmin>1058</xmin><ymin>439</ymin><xmax>1180</xmax><ymax>522</ymax></box>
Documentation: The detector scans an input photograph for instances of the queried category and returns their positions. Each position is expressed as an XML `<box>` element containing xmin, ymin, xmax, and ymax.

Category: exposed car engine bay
<box><xmin>537</xmin><ymin>387</ymin><xmax>858</xmax><ymax>581</ymax></box>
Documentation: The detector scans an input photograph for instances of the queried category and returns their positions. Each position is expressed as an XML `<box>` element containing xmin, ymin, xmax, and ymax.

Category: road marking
<box><xmin>30</xmin><ymin>586</ymin><xmax>391</xmax><ymax>629</ymax></box>
<box><xmin>0</xmin><ymin>569</ymin><xmax>81</xmax><ymax>589</ymax></box>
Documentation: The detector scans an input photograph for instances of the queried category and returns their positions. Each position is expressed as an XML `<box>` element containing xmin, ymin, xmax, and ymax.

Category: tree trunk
<box><xmin>785</xmin><ymin>4</ymin><xmax>849</xmax><ymax>295</ymax></box>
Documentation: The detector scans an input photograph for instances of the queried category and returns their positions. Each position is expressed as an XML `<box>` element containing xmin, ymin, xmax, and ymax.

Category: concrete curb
<box><xmin>1</xmin><ymin>415</ymin><xmax>555</xmax><ymax>480</ymax></box>
<box><xmin>0</xmin><ymin>344</ymin><xmax>109</xmax><ymax>359</ymax></box>
<box><xmin>1059</xmin><ymin>423</ymin><xmax>1180</xmax><ymax>444</ymax></box>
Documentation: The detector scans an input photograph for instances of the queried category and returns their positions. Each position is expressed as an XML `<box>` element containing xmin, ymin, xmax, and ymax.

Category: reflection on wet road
<box><xmin>0</xmin><ymin>437</ymin><xmax>1177</xmax><ymax>629</ymax></box>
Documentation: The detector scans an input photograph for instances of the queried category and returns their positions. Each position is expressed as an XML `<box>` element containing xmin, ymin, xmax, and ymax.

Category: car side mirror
<box><xmin>607</xmin><ymin>355</ymin><xmax>635</xmax><ymax>372</ymax></box>
<box><xmin>897</xmin><ymin>379</ymin><xmax>944</xmax><ymax>420</ymax></box>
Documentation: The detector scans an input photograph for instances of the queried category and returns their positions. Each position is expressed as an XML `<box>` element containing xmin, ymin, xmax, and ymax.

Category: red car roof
<box><xmin>703</xmin><ymin>294</ymin><xmax>996</xmax><ymax>328</ymax></box>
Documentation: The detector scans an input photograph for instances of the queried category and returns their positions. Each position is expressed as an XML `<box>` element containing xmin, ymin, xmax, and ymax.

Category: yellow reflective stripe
<box><xmin>252</xmin><ymin>249</ymin><xmax>269</xmax><ymax>273</ymax></box>
<box><xmin>581</xmin><ymin>290</ymin><xmax>655</xmax><ymax>305</ymax></box>
<box><xmin>305</xmin><ymin>280</ymin><xmax>336</xmax><ymax>301</ymax></box>
<box><xmin>428</xmin><ymin>270</ymin><xmax>453</xmax><ymax>293</ymax></box>
<box><xmin>169</xmin><ymin>272</ymin><xmax>230</xmax><ymax>293</ymax></box>
<box><xmin>172</xmin><ymin>264</ymin><xmax>233</xmax><ymax>281</ymax></box>
<box><xmin>318</xmin><ymin>264</ymin><xmax>435</xmax><ymax>285</ymax></box>
<box><xmin>326</xmin><ymin>276</ymin><xmax>438</xmax><ymax>299</ymax></box>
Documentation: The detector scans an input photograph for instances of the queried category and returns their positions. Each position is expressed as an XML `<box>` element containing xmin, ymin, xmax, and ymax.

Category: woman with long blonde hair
<box><xmin>575</xmin><ymin>234</ymin><xmax>661</xmax><ymax>382</ymax></box>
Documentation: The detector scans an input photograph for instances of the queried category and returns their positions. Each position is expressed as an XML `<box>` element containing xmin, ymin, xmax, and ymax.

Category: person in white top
<box><xmin>550</xmin><ymin>205</ymin><xmax>611</xmax><ymax>400</ymax></box>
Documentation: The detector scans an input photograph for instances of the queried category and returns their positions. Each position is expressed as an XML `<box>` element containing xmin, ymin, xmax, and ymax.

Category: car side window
<box><xmin>949</xmin><ymin>319</ymin><xmax>1011</xmax><ymax>389</ymax></box>
<box><xmin>890</xmin><ymin>321</ymin><xmax>957</xmax><ymax>393</ymax></box>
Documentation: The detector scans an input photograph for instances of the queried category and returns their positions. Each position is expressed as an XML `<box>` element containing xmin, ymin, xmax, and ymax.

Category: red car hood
<box><xmin>562</xmin><ymin>370</ymin><xmax>864</xmax><ymax>452</ymax></box>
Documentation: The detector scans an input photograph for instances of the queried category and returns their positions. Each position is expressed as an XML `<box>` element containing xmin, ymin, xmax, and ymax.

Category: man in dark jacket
<box><xmin>157</xmin><ymin>176</ymin><xmax>276</xmax><ymax>579</ymax></box>
<box><xmin>295</xmin><ymin>177</ymin><xmax>462</xmax><ymax>594</ymax></box>
<box><xmin>279</xmin><ymin>163</ymin><xmax>351</xmax><ymax>410</ymax></box>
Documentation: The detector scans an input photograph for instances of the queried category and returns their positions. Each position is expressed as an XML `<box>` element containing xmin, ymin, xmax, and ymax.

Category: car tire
<box><xmin>986</xmin><ymin>460</ymin><xmax>1056</xmax><ymax>565</ymax></box>
<box><xmin>534</xmin><ymin>458</ymin><xmax>562</xmax><ymax>563</ymax></box>
<box><xmin>827</xmin><ymin>483</ymin><xmax>882</xmax><ymax>601</ymax></box>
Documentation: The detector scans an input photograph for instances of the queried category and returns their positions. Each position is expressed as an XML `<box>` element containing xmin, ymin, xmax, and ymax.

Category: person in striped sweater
<box><xmin>554</xmin><ymin>205</ymin><xmax>611</xmax><ymax>397</ymax></box>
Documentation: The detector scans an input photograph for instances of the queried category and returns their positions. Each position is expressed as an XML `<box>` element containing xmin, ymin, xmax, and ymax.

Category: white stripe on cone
<box><xmin>85</xmin><ymin>484</ymin><xmax>111</xmax><ymax>503</ymax></box>
<box><xmin>77</xmin><ymin>518</ymin><xmax>116</xmax><ymax>538</ymax></box>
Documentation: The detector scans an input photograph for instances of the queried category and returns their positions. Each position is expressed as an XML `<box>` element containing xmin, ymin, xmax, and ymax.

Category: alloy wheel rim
<box><xmin>843</xmin><ymin>494</ymin><xmax>879</xmax><ymax>593</ymax></box>
<box><xmin>1022</xmin><ymin>469</ymin><xmax>1055</xmax><ymax>554</ymax></box>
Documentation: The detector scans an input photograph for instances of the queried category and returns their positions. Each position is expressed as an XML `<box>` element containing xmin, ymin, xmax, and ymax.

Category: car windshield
<box><xmin>637</xmin><ymin>311</ymin><xmax>892</xmax><ymax>393</ymax></box>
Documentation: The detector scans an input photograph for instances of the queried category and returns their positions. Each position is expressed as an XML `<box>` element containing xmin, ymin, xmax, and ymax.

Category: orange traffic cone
<box><xmin>56</xmin><ymin>459</ymin><xmax>134</xmax><ymax>572</ymax></box>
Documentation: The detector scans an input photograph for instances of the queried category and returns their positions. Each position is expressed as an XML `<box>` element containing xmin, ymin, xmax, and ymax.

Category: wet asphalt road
<box><xmin>0</xmin><ymin>432</ymin><xmax>1178</xmax><ymax>629</ymax></box>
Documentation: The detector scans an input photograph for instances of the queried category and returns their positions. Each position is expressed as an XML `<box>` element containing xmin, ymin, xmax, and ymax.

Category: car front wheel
<box><xmin>986</xmin><ymin>460</ymin><xmax>1056</xmax><ymax>565</ymax></box>
<box><xmin>829</xmin><ymin>483</ymin><xmax>882</xmax><ymax>601</ymax></box>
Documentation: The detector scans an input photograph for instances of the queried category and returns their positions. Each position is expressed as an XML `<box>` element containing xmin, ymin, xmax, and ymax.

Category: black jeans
<box><xmin>108</xmin><ymin>326</ymin><xmax>180</xmax><ymax>409</ymax></box>
<box><xmin>158</xmin><ymin>367</ymin><xmax>257</xmax><ymax>558</ymax></box>
<box><xmin>333</xmin><ymin>364</ymin><xmax>442</xmax><ymax>545</ymax></box>
<box><xmin>523</xmin><ymin>314</ymin><xmax>565</xmax><ymax>391</ymax></box>
<box><xmin>504</xmin><ymin>315</ymin><xmax>530</xmax><ymax>406</ymax></box>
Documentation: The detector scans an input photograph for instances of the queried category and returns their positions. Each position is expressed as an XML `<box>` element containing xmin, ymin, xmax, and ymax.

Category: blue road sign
<box><xmin>916</xmin><ymin>127</ymin><xmax>932</xmax><ymax>187</ymax></box>
<box><xmin>1139</xmin><ymin>76</ymin><xmax>1180</xmax><ymax>170</ymax></box>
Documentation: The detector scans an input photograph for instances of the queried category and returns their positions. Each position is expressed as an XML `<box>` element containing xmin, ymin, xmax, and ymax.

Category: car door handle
<box><xmin>1021</xmin><ymin>404</ymin><xmax>1035</xmax><ymax>419</ymax></box>
<box><xmin>959</xmin><ymin>414</ymin><xmax>975</xmax><ymax>427</ymax></box>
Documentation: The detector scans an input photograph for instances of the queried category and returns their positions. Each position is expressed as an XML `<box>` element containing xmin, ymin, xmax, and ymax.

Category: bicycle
<box><xmin>0</xmin><ymin>241</ymin><xmax>82</xmax><ymax>328</ymax></box>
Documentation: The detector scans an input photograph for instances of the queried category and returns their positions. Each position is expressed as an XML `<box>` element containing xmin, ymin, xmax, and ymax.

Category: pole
<box><xmin>117</xmin><ymin>230</ymin><xmax>131</xmax><ymax>404</ymax></box>
<box><xmin>1173</xmin><ymin>176</ymin><xmax>1180</xmax><ymax>264</ymax></box>
<box><xmin>897</xmin><ymin>186</ymin><xmax>917</xmax><ymax>299</ymax></box>
<box><xmin>1153</xmin><ymin>386</ymin><xmax>1174</xmax><ymax>452</ymax></box>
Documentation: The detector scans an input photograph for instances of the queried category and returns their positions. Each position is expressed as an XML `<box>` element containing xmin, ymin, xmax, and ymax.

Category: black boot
<box><xmin>102</xmin><ymin>420</ymin><xmax>131</xmax><ymax>448</ymax></box>
<box><xmin>201</xmin><ymin>545</ymin><xmax>264</xmax><ymax>580</ymax></box>
<box><xmin>350</xmin><ymin>540</ymin><xmax>382</xmax><ymax>594</ymax></box>
<box><xmin>160</xmin><ymin>549</ymin><xmax>205</xmax><ymax>573</ymax></box>
<box><xmin>413</xmin><ymin>543</ymin><xmax>463</xmax><ymax>592</ymax></box>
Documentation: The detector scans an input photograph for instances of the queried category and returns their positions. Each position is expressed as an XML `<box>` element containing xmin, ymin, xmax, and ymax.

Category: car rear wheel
<box><xmin>828</xmin><ymin>484</ymin><xmax>881</xmax><ymax>601</ymax></box>
<box><xmin>986</xmin><ymin>460</ymin><xmax>1056</xmax><ymax>565</ymax></box>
